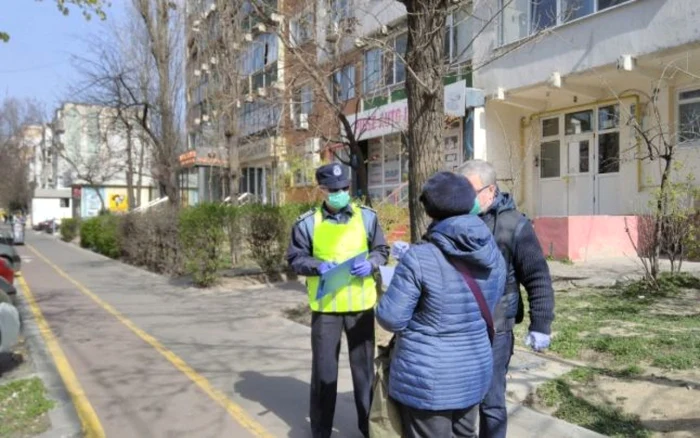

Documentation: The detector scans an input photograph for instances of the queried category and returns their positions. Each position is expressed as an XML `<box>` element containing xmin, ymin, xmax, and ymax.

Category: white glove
<box><xmin>390</xmin><ymin>241</ymin><xmax>410</xmax><ymax>261</ymax></box>
<box><xmin>525</xmin><ymin>331</ymin><xmax>551</xmax><ymax>352</ymax></box>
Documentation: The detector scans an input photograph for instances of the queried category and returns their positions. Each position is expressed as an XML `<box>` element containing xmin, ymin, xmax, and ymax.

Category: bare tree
<box><xmin>70</xmin><ymin>1</ymin><xmax>184</xmax><ymax>206</ymax></box>
<box><xmin>55</xmin><ymin>106</ymin><xmax>127</xmax><ymax>211</ymax></box>
<box><xmin>0</xmin><ymin>97</ymin><xmax>44</xmax><ymax>211</ymax></box>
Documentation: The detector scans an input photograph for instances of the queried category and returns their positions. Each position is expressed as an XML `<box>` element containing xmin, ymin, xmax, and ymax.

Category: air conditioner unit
<box><xmin>326</xmin><ymin>21</ymin><xmax>340</xmax><ymax>41</ymax></box>
<box><xmin>244</xmin><ymin>33</ymin><xmax>253</xmax><ymax>42</ymax></box>
<box><xmin>297</xmin><ymin>113</ymin><xmax>309</xmax><ymax>130</ymax></box>
<box><xmin>235</xmin><ymin>99</ymin><xmax>242</xmax><ymax>108</ymax></box>
<box><xmin>210</xmin><ymin>56</ymin><xmax>218</xmax><ymax>64</ymax></box>
<box><xmin>270</xmin><ymin>13</ymin><xmax>283</xmax><ymax>23</ymax></box>
<box><xmin>193</xmin><ymin>20</ymin><xmax>201</xmax><ymax>27</ymax></box>
<box><xmin>245</xmin><ymin>94</ymin><xmax>254</xmax><ymax>102</ymax></box>
<box><xmin>354</xmin><ymin>38</ymin><xmax>366</xmax><ymax>48</ymax></box>
<box><xmin>232</xmin><ymin>42</ymin><xmax>241</xmax><ymax>50</ymax></box>
<box><xmin>380</xmin><ymin>25</ymin><xmax>389</xmax><ymax>35</ymax></box>
<box><xmin>201</xmin><ymin>63</ymin><xmax>209</xmax><ymax>71</ymax></box>
<box><xmin>202</xmin><ymin>114</ymin><xmax>210</xmax><ymax>122</ymax></box>
<box><xmin>200</xmin><ymin>11</ymin><xmax>207</xmax><ymax>19</ymax></box>
<box><xmin>272</xmin><ymin>81</ymin><xmax>284</xmax><ymax>91</ymax></box>
<box><xmin>256</xmin><ymin>23</ymin><xmax>267</xmax><ymax>33</ymax></box>
<box><xmin>256</xmin><ymin>87</ymin><xmax>268</xmax><ymax>97</ymax></box>
<box><xmin>210</xmin><ymin>3</ymin><xmax>216</xmax><ymax>11</ymax></box>
<box><xmin>192</xmin><ymin>27</ymin><xmax>200</xmax><ymax>32</ymax></box>
<box><xmin>194</xmin><ymin>117</ymin><xmax>201</xmax><ymax>125</ymax></box>
<box><xmin>194</xmin><ymin>69</ymin><xmax>202</xmax><ymax>77</ymax></box>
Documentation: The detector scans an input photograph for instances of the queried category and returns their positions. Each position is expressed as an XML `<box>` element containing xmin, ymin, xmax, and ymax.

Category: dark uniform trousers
<box><xmin>398</xmin><ymin>402</ymin><xmax>479</xmax><ymax>438</ymax></box>
<box><xmin>310</xmin><ymin>309</ymin><xmax>375</xmax><ymax>438</ymax></box>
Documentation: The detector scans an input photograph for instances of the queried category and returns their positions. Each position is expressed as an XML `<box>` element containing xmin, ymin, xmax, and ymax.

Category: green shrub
<box><xmin>179</xmin><ymin>203</ymin><xmax>228</xmax><ymax>287</ymax></box>
<box><xmin>243</xmin><ymin>204</ymin><xmax>290</xmax><ymax>281</ymax></box>
<box><xmin>79</xmin><ymin>217</ymin><xmax>101</xmax><ymax>249</ymax></box>
<box><xmin>119</xmin><ymin>206</ymin><xmax>182</xmax><ymax>275</ymax></box>
<box><xmin>60</xmin><ymin>218</ymin><xmax>80</xmax><ymax>242</ymax></box>
<box><xmin>79</xmin><ymin>215</ymin><xmax>121</xmax><ymax>259</ymax></box>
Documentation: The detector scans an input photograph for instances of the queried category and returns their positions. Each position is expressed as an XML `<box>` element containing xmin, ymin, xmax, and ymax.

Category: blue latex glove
<box><xmin>391</xmin><ymin>241</ymin><xmax>410</xmax><ymax>261</ymax></box>
<box><xmin>318</xmin><ymin>262</ymin><xmax>337</xmax><ymax>275</ymax></box>
<box><xmin>525</xmin><ymin>331</ymin><xmax>551</xmax><ymax>352</ymax></box>
<box><xmin>350</xmin><ymin>259</ymin><xmax>373</xmax><ymax>278</ymax></box>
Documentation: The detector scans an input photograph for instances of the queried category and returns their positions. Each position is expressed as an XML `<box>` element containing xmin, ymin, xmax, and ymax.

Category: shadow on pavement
<box><xmin>235</xmin><ymin>371</ymin><xmax>361</xmax><ymax>438</ymax></box>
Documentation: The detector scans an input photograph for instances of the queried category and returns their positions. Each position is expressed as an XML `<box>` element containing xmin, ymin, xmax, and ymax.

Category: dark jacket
<box><xmin>376</xmin><ymin>214</ymin><xmax>506</xmax><ymax>410</ymax></box>
<box><xmin>286</xmin><ymin>203</ymin><xmax>390</xmax><ymax>276</ymax></box>
<box><xmin>480</xmin><ymin>191</ymin><xmax>554</xmax><ymax>335</ymax></box>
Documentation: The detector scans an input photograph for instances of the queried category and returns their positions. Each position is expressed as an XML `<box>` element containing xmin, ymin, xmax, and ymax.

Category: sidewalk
<box><xmin>22</xmin><ymin>233</ymin><xmax>603</xmax><ymax>437</ymax></box>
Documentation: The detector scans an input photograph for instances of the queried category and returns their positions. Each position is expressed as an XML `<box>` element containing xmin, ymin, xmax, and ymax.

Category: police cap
<box><xmin>315</xmin><ymin>163</ymin><xmax>350</xmax><ymax>190</ymax></box>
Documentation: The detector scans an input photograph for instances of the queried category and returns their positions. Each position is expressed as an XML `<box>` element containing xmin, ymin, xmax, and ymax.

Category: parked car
<box><xmin>0</xmin><ymin>296</ymin><xmax>20</xmax><ymax>353</ymax></box>
<box><xmin>0</xmin><ymin>226</ymin><xmax>21</xmax><ymax>272</ymax></box>
<box><xmin>0</xmin><ymin>257</ymin><xmax>16</xmax><ymax>299</ymax></box>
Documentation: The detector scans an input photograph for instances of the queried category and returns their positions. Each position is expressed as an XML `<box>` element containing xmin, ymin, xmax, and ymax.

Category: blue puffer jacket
<box><xmin>376</xmin><ymin>214</ymin><xmax>506</xmax><ymax>411</ymax></box>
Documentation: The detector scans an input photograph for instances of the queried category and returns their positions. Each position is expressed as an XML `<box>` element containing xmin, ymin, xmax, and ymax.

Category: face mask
<box><xmin>327</xmin><ymin>190</ymin><xmax>350</xmax><ymax>210</ymax></box>
<box><xmin>470</xmin><ymin>198</ymin><xmax>481</xmax><ymax>215</ymax></box>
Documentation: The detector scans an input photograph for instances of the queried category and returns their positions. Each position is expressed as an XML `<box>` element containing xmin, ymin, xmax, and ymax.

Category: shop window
<box><xmin>540</xmin><ymin>140</ymin><xmax>560</xmax><ymax>178</ymax></box>
<box><xmin>565</xmin><ymin>109</ymin><xmax>593</xmax><ymax>135</ymax></box>
<box><xmin>598</xmin><ymin>132</ymin><xmax>620</xmax><ymax>173</ymax></box>
<box><xmin>678</xmin><ymin>88</ymin><xmax>700</xmax><ymax>144</ymax></box>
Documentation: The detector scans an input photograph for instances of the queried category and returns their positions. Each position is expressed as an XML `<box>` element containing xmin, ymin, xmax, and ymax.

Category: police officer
<box><xmin>287</xmin><ymin>163</ymin><xmax>389</xmax><ymax>438</ymax></box>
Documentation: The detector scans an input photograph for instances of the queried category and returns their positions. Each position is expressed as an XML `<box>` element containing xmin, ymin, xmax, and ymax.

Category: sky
<box><xmin>0</xmin><ymin>1</ymin><xmax>127</xmax><ymax>114</ymax></box>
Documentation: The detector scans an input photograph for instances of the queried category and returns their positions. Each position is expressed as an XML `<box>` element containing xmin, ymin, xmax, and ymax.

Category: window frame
<box><xmin>290</xmin><ymin>11</ymin><xmax>314</xmax><ymax>47</ymax></box>
<box><xmin>499</xmin><ymin>0</ymin><xmax>636</xmax><ymax>47</ymax></box>
<box><xmin>291</xmin><ymin>85</ymin><xmax>314</xmax><ymax>129</ymax></box>
<box><xmin>362</xmin><ymin>33</ymin><xmax>407</xmax><ymax>94</ymax></box>
<box><xmin>677</xmin><ymin>86</ymin><xmax>700</xmax><ymax>146</ymax></box>
<box><xmin>329</xmin><ymin>64</ymin><xmax>356</xmax><ymax>103</ymax></box>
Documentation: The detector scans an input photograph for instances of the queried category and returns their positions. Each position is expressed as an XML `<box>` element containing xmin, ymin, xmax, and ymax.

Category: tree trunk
<box><xmin>137</xmin><ymin>132</ymin><xmax>146</xmax><ymax>208</ymax></box>
<box><xmin>651</xmin><ymin>156</ymin><xmax>673</xmax><ymax>281</ymax></box>
<box><xmin>125</xmin><ymin>122</ymin><xmax>136</xmax><ymax>210</ymax></box>
<box><xmin>339</xmin><ymin>115</ymin><xmax>370</xmax><ymax>206</ymax></box>
<box><xmin>402</xmin><ymin>0</ymin><xmax>448</xmax><ymax>241</ymax></box>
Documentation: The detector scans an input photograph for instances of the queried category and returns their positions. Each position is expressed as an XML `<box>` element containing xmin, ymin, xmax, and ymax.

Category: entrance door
<box><xmin>566</xmin><ymin>135</ymin><xmax>594</xmax><ymax>215</ymax></box>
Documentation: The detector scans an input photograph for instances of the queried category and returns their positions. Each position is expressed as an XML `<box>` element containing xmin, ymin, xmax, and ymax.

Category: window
<box><xmin>329</xmin><ymin>64</ymin><xmax>356</xmax><ymax>103</ymax></box>
<box><xmin>500</xmin><ymin>0</ymin><xmax>634</xmax><ymax>45</ymax></box>
<box><xmin>542</xmin><ymin>117</ymin><xmax>559</xmax><ymax>137</ymax></box>
<box><xmin>290</xmin><ymin>12</ymin><xmax>313</xmax><ymax>46</ymax></box>
<box><xmin>565</xmin><ymin>109</ymin><xmax>593</xmax><ymax>135</ymax></box>
<box><xmin>363</xmin><ymin>34</ymin><xmax>407</xmax><ymax>93</ymax></box>
<box><xmin>60</xmin><ymin>198</ymin><xmax>70</xmax><ymax>208</ymax></box>
<box><xmin>445</xmin><ymin>9</ymin><xmax>473</xmax><ymax>63</ymax></box>
<box><xmin>678</xmin><ymin>88</ymin><xmax>700</xmax><ymax>144</ymax></box>
<box><xmin>329</xmin><ymin>0</ymin><xmax>351</xmax><ymax>24</ymax></box>
<box><xmin>241</xmin><ymin>33</ymin><xmax>278</xmax><ymax>77</ymax></box>
<box><xmin>599</xmin><ymin>133</ymin><xmax>620</xmax><ymax>173</ymax></box>
<box><xmin>540</xmin><ymin>140</ymin><xmax>560</xmax><ymax>178</ymax></box>
<box><xmin>291</xmin><ymin>85</ymin><xmax>313</xmax><ymax>129</ymax></box>
<box><xmin>598</xmin><ymin>104</ymin><xmax>619</xmax><ymax>130</ymax></box>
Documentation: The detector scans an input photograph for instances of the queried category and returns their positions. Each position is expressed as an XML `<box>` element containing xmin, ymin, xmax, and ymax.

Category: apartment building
<box><xmin>51</xmin><ymin>103</ymin><xmax>156</xmax><ymax>217</ymax></box>
<box><xmin>184</xmin><ymin>0</ymin><xmax>315</xmax><ymax>205</ymax></box>
<box><xmin>17</xmin><ymin>124</ymin><xmax>53</xmax><ymax>191</ymax></box>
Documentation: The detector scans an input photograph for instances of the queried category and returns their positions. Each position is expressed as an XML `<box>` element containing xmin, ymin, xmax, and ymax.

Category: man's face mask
<box><xmin>470</xmin><ymin>198</ymin><xmax>481</xmax><ymax>215</ymax></box>
<box><xmin>327</xmin><ymin>189</ymin><xmax>350</xmax><ymax>210</ymax></box>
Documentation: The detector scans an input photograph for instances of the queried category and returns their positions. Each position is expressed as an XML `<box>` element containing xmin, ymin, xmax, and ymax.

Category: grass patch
<box><xmin>534</xmin><ymin>367</ymin><xmax>651</xmax><ymax>438</ymax></box>
<box><xmin>0</xmin><ymin>377</ymin><xmax>55</xmax><ymax>437</ymax></box>
<box><xmin>282</xmin><ymin>303</ymin><xmax>311</xmax><ymax>327</ymax></box>
<box><xmin>514</xmin><ymin>275</ymin><xmax>700</xmax><ymax>370</ymax></box>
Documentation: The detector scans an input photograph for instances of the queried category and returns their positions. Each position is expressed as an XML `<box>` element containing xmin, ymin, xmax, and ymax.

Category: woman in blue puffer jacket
<box><xmin>376</xmin><ymin>171</ymin><xmax>506</xmax><ymax>438</ymax></box>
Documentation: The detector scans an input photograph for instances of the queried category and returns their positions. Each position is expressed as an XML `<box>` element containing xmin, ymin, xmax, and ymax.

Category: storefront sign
<box><xmin>238</xmin><ymin>137</ymin><xmax>273</xmax><ymax>163</ymax></box>
<box><xmin>345</xmin><ymin>80</ymin><xmax>476</xmax><ymax>141</ymax></box>
<box><xmin>178</xmin><ymin>148</ymin><xmax>228</xmax><ymax>168</ymax></box>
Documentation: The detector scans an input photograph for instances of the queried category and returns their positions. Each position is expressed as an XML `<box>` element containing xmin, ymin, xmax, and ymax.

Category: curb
<box><xmin>14</xmin><ymin>279</ymin><xmax>83</xmax><ymax>438</ymax></box>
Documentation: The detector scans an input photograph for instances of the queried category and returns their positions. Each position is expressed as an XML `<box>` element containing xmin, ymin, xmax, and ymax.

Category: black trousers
<box><xmin>398</xmin><ymin>402</ymin><xmax>479</xmax><ymax>438</ymax></box>
<box><xmin>310</xmin><ymin>310</ymin><xmax>375</xmax><ymax>438</ymax></box>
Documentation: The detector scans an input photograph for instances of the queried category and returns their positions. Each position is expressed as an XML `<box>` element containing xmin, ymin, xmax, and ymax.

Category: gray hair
<box><xmin>456</xmin><ymin>160</ymin><xmax>497</xmax><ymax>186</ymax></box>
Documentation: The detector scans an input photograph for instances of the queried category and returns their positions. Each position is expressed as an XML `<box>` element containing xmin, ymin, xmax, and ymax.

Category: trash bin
<box><xmin>12</xmin><ymin>221</ymin><xmax>24</xmax><ymax>245</ymax></box>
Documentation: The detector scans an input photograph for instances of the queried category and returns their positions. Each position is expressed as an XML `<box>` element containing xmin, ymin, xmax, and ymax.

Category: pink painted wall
<box><xmin>533</xmin><ymin>216</ymin><xmax>641</xmax><ymax>262</ymax></box>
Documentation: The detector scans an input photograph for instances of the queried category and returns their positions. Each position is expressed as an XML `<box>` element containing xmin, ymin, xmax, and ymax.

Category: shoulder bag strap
<box><xmin>447</xmin><ymin>257</ymin><xmax>495</xmax><ymax>345</ymax></box>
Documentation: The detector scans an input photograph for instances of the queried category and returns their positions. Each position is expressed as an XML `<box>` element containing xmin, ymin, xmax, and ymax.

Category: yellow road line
<box><xmin>17</xmin><ymin>275</ymin><xmax>106</xmax><ymax>438</ymax></box>
<box><xmin>26</xmin><ymin>244</ymin><xmax>274</xmax><ymax>438</ymax></box>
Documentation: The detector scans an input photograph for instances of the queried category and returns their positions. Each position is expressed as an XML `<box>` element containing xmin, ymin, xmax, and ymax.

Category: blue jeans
<box><xmin>479</xmin><ymin>331</ymin><xmax>514</xmax><ymax>438</ymax></box>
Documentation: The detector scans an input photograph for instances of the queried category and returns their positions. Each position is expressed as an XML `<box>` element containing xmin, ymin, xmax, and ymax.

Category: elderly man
<box><xmin>287</xmin><ymin>163</ymin><xmax>389</xmax><ymax>438</ymax></box>
<box><xmin>457</xmin><ymin>159</ymin><xmax>555</xmax><ymax>438</ymax></box>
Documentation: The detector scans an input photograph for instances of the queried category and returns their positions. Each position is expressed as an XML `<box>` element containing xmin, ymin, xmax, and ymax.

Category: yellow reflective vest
<box><xmin>306</xmin><ymin>205</ymin><xmax>377</xmax><ymax>313</ymax></box>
